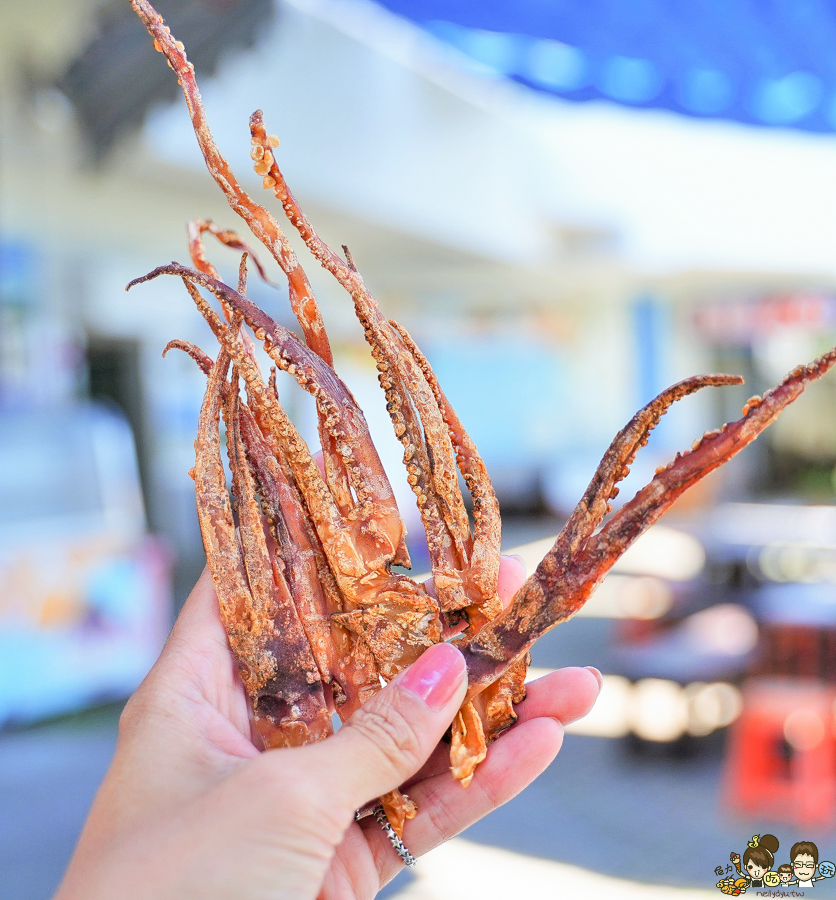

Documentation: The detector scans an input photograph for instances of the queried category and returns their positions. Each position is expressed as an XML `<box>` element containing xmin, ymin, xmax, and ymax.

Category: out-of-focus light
<box><xmin>751</xmin><ymin>71</ymin><xmax>823</xmax><ymax>124</ymax></box>
<box><xmin>578</xmin><ymin>574</ymin><xmax>673</xmax><ymax>619</ymax></box>
<box><xmin>683</xmin><ymin>603</ymin><xmax>758</xmax><ymax>655</ymax></box>
<box><xmin>426</xmin><ymin>21</ymin><xmax>526</xmax><ymax>76</ymax></box>
<box><xmin>711</xmin><ymin>504</ymin><xmax>836</xmax><ymax>549</ymax></box>
<box><xmin>598</xmin><ymin>55</ymin><xmax>662</xmax><ymax>104</ymax></box>
<box><xmin>686</xmin><ymin>681</ymin><xmax>742</xmax><ymax>736</ymax></box>
<box><xmin>756</xmin><ymin>543</ymin><xmax>836</xmax><ymax>583</ymax></box>
<box><xmin>568</xmin><ymin>674</ymin><xmax>631</xmax><ymax>738</ymax></box>
<box><xmin>612</xmin><ymin>525</ymin><xmax>705</xmax><ymax>581</ymax></box>
<box><xmin>525</xmin><ymin>39</ymin><xmax>586</xmax><ymax>91</ymax></box>
<box><xmin>457</xmin><ymin>29</ymin><xmax>521</xmax><ymax>74</ymax></box>
<box><xmin>758</xmin><ymin>543</ymin><xmax>809</xmax><ymax>582</ymax></box>
<box><xmin>784</xmin><ymin>708</ymin><xmax>825</xmax><ymax>751</ymax></box>
<box><xmin>754</xmin><ymin>326</ymin><xmax>819</xmax><ymax>383</ymax></box>
<box><xmin>629</xmin><ymin>678</ymin><xmax>688</xmax><ymax>742</ymax></box>
<box><xmin>613</xmin><ymin>575</ymin><xmax>673</xmax><ymax>619</ymax></box>
<box><xmin>404</xmin><ymin>834</ymin><xmax>720</xmax><ymax>899</ymax></box>
<box><xmin>678</xmin><ymin>68</ymin><xmax>734</xmax><ymax>114</ymax></box>
<box><xmin>507</xmin><ymin>526</ymin><xmax>703</xmax><ymax>584</ymax></box>
<box><xmin>528</xmin><ymin>669</ymin><xmax>741</xmax><ymax>740</ymax></box>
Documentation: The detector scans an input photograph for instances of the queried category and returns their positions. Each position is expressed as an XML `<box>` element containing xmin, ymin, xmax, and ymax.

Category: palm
<box><xmin>151</xmin><ymin>569</ymin><xmax>599</xmax><ymax>898</ymax></box>
<box><xmin>157</xmin><ymin>570</ymin><xmax>258</xmax><ymax>760</ymax></box>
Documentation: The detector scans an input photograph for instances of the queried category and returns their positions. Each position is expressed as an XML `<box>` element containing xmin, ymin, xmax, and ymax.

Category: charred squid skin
<box><xmin>224</xmin><ymin>378</ymin><xmax>333</xmax><ymax>747</ymax></box>
<box><xmin>237</xmin><ymin>401</ymin><xmax>378</xmax><ymax>718</ymax></box>
<box><xmin>461</xmin><ymin>348</ymin><xmax>836</xmax><ymax>701</ymax></box>
<box><xmin>195</xmin><ymin>350</ymin><xmax>329</xmax><ymax>748</ymax></box>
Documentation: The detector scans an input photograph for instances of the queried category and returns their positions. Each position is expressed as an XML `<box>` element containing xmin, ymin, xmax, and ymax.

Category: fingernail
<box><xmin>397</xmin><ymin>643</ymin><xmax>466</xmax><ymax>710</ymax></box>
<box><xmin>585</xmin><ymin>666</ymin><xmax>603</xmax><ymax>692</ymax></box>
<box><xmin>506</xmin><ymin>554</ymin><xmax>527</xmax><ymax>571</ymax></box>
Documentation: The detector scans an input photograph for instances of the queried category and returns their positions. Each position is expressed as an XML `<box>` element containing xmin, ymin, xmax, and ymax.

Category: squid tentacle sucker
<box><xmin>127</xmin><ymin>0</ymin><xmax>836</xmax><ymax>844</ymax></box>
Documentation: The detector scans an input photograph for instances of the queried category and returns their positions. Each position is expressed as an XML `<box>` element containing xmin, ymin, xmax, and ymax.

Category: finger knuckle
<box><xmin>253</xmin><ymin>757</ymin><xmax>302</xmax><ymax>807</ymax></box>
<box><xmin>423</xmin><ymin>786</ymin><xmax>461</xmax><ymax>843</ymax></box>
<box><xmin>349</xmin><ymin>702</ymin><xmax>422</xmax><ymax>775</ymax></box>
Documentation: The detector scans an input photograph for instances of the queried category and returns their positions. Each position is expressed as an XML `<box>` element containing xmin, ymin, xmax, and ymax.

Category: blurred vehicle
<box><xmin>562</xmin><ymin>502</ymin><xmax>836</xmax><ymax>756</ymax></box>
<box><xmin>0</xmin><ymin>402</ymin><xmax>171</xmax><ymax>727</ymax></box>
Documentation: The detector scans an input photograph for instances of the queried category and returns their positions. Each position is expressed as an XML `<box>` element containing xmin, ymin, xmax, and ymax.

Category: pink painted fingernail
<box><xmin>397</xmin><ymin>643</ymin><xmax>466</xmax><ymax>710</ymax></box>
<box><xmin>585</xmin><ymin>666</ymin><xmax>603</xmax><ymax>692</ymax></box>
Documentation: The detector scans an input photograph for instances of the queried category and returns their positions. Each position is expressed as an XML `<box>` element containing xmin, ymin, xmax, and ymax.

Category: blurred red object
<box><xmin>723</xmin><ymin>679</ymin><xmax>836</xmax><ymax>826</ymax></box>
<box><xmin>752</xmin><ymin>622</ymin><xmax>836</xmax><ymax>682</ymax></box>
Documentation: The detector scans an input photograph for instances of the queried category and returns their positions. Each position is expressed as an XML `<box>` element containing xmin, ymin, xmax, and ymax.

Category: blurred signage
<box><xmin>0</xmin><ymin>534</ymin><xmax>170</xmax><ymax>725</ymax></box>
<box><xmin>0</xmin><ymin>403</ymin><xmax>171</xmax><ymax>726</ymax></box>
<box><xmin>0</xmin><ymin>239</ymin><xmax>83</xmax><ymax>409</ymax></box>
<box><xmin>695</xmin><ymin>293</ymin><xmax>836</xmax><ymax>345</ymax></box>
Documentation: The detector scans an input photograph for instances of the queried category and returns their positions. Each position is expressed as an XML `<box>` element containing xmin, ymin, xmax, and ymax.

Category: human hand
<box><xmin>55</xmin><ymin>560</ymin><xmax>600</xmax><ymax>900</ymax></box>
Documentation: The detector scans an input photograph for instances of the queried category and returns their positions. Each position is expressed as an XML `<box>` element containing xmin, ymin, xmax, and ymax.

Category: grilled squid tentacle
<box><xmin>135</xmin><ymin>0</ymin><xmax>836</xmax><ymax>803</ymax></box>
<box><xmin>128</xmin><ymin>264</ymin><xmax>405</xmax><ymax>572</ymax></box>
<box><xmin>130</xmin><ymin>0</ymin><xmax>333</xmax><ymax>366</ymax></box>
<box><xmin>237</xmin><ymin>403</ymin><xmax>378</xmax><ymax>716</ymax></box>
<box><xmin>188</xmin><ymin>217</ymin><xmax>274</xmax><ymax>286</ymax></box>
<box><xmin>162</xmin><ymin>339</ymin><xmax>213</xmax><ymax>375</ymax></box>
<box><xmin>389</xmin><ymin>319</ymin><xmax>503</xmax><ymax>629</ymax></box>
<box><xmin>195</xmin><ymin>350</ymin><xmax>331</xmax><ymax>748</ymax></box>
<box><xmin>549</xmin><ymin>373</ymin><xmax>743</xmax><ymax>573</ymax></box>
<box><xmin>461</xmin><ymin>348</ymin><xmax>836</xmax><ymax>702</ymax></box>
<box><xmin>250</xmin><ymin>113</ymin><xmax>472</xmax><ymax>611</ymax></box>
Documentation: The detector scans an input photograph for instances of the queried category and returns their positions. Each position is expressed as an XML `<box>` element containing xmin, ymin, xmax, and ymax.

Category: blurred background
<box><xmin>6</xmin><ymin>0</ymin><xmax>836</xmax><ymax>896</ymax></box>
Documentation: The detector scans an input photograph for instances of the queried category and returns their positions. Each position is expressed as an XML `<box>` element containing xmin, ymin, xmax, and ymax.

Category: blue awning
<box><xmin>374</xmin><ymin>0</ymin><xmax>836</xmax><ymax>132</ymax></box>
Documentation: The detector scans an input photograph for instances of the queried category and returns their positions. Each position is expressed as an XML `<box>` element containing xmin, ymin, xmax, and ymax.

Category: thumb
<box><xmin>314</xmin><ymin>642</ymin><xmax>467</xmax><ymax>814</ymax></box>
